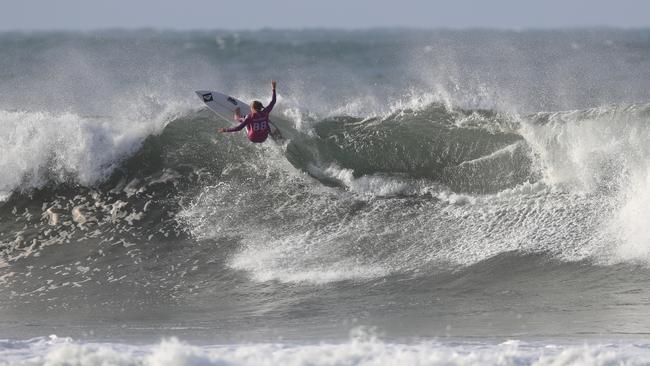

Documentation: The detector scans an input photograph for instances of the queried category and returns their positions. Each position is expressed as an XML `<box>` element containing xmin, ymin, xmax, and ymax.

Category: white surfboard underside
<box><xmin>195</xmin><ymin>90</ymin><xmax>251</xmax><ymax>123</ymax></box>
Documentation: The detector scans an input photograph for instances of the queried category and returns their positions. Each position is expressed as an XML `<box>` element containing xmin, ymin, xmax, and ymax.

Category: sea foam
<box><xmin>2</xmin><ymin>336</ymin><xmax>650</xmax><ymax>366</ymax></box>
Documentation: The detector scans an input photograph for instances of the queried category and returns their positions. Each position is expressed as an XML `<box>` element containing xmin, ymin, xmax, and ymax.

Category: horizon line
<box><xmin>1</xmin><ymin>25</ymin><xmax>650</xmax><ymax>34</ymax></box>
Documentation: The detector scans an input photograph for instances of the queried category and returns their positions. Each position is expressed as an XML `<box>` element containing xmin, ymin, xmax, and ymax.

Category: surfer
<box><xmin>218</xmin><ymin>80</ymin><xmax>278</xmax><ymax>143</ymax></box>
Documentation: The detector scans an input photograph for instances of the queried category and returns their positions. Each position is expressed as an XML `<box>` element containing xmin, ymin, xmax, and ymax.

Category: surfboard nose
<box><xmin>198</xmin><ymin>92</ymin><xmax>214</xmax><ymax>102</ymax></box>
<box><xmin>195</xmin><ymin>91</ymin><xmax>212</xmax><ymax>102</ymax></box>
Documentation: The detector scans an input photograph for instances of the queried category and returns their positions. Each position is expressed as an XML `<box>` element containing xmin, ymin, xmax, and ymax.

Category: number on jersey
<box><xmin>252</xmin><ymin>121</ymin><xmax>268</xmax><ymax>132</ymax></box>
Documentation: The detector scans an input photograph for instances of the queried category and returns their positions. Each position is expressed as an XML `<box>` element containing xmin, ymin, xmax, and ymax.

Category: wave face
<box><xmin>2</xmin><ymin>29</ymin><xmax>650</xmax><ymax>347</ymax></box>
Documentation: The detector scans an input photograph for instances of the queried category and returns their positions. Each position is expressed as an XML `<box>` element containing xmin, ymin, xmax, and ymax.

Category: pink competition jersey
<box><xmin>225</xmin><ymin>89</ymin><xmax>276</xmax><ymax>143</ymax></box>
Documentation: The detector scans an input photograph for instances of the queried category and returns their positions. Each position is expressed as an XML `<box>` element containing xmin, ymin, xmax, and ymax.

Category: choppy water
<box><xmin>2</xmin><ymin>28</ymin><xmax>650</xmax><ymax>365</ymax></box>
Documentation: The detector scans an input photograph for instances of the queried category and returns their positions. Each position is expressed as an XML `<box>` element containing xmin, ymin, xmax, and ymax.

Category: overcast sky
<box><xmin>2</xmin><ymin>0</ymin><xmax>650</xmax><ymax>31</ymax></box>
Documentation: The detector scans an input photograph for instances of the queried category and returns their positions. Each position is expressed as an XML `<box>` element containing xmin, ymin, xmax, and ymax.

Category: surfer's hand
<box><xmin>218</xmin><ymin>128</ymin><xmax>226</xmax><ymax>133</ymax></box>
<box><xmin>272</xmin><ymin>80</ymin><xmax>277</xmax><ymax>90</ymax></box>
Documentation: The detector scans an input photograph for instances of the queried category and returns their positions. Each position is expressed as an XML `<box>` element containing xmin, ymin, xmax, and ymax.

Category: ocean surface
<box><xmin>2</xmin><ymin>28</ymin><xmax>650</xmax><ymax>365</ymax></box>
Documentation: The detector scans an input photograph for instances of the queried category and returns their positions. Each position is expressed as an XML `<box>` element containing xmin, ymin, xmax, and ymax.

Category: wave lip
<box><xmin>0</xmin><ymin>98</ymin><xmax>189</xmax><ymax>201</ymax></box>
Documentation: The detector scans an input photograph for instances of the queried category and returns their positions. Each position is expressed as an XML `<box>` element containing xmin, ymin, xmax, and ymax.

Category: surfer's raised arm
<box><xmin>264</xmin><ymin>80</ymin><xmax>277</xmax><ymax>114</ymax></box>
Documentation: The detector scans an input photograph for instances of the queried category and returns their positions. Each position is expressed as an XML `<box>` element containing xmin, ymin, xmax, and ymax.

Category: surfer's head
<box><xmin>251</xmin><ymin>101</ymin><xmax>264</xmax><ymax>112</ymax></box>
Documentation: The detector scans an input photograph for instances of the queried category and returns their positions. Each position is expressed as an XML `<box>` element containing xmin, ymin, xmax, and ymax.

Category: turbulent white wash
<box><xmin>2</xmin><ymin>336</ymin><xmax>650</xmax><ymax>366</ymax></box>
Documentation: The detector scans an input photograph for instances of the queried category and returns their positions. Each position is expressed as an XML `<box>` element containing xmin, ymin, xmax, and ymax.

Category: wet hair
<box><xmin>251</xmin><ymin>100</ymin><xmax>263</xmax><ymax>112</ymax></box>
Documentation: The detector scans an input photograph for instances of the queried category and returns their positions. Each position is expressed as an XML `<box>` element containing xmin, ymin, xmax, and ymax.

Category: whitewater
<box><xmin>2</xmin><ymin>28</ymin><xmax>650</xmax><ymax>365</ymax></box>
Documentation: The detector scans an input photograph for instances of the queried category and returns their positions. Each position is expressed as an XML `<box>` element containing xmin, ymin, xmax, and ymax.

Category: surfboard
<box><xmin>196</xmin><ymin>90</ymin><xmax>283</xmax><ymax>139</ymax></box>
<box><xmin>195</xmin><ymin>90</ymin><xmax>251</xmax><ymax>123</ymax></box>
